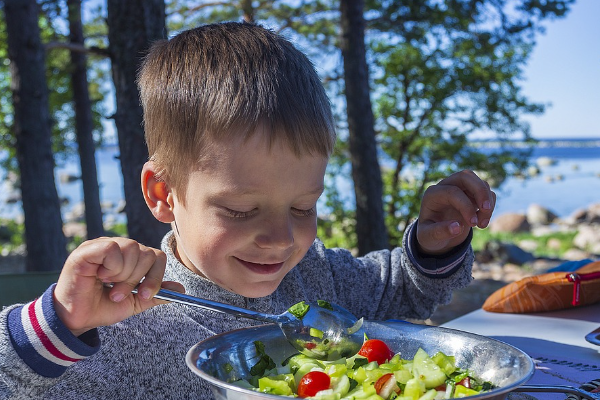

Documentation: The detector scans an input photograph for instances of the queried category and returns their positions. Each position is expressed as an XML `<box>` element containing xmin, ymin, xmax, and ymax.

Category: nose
<box><xmin>255</xmin><ymin>213</ymin><xmax>294</xmax><ymax>249</ymax></box>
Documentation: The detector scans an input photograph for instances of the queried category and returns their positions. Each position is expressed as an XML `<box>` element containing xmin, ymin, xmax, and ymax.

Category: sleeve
<box><xmin>403</xmin><ymin>219</ymin><xmax>473</xmax><ymax>278</ymax></box>
<box><xmin>0</xmin><ymin>284</ymin><xmax>100</xmax><ymax>398</ymax></box>
<box><xmin>322</xmin><ymin>219</ymin><xmax>474</xmax><ymax>322</ymax></box>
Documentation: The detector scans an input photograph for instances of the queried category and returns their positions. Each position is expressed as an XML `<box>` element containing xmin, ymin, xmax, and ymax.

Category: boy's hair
<box><xmin>138</xmin><ymin>22</ymin><xmax>336</xmax><ymax>199</ymax></box>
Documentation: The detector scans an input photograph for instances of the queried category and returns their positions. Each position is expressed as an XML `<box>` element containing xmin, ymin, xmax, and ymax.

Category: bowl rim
<box><xmin>186</xmin><ymin>321</ymin><xmax>535</xmax><ymax>399</ymax></box>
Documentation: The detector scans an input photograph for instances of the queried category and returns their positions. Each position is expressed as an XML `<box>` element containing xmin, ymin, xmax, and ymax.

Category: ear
<box><xmin>141</xmin><ymin>161</ymin><xmax>175</xmax><ymax>223</ymax></box>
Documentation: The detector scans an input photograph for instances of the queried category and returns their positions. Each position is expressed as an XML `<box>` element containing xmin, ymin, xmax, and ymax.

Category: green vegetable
<box><xmin>310</xmin><ymin>327</ymin><xmax>324</xmax><ymax>339</ymax></box>
<box><xmin>317</xmin><ymin>300</ymin><xmax>334</xmax><ymax>310</ymax></box>
<box><xmin>258</xmin><ymin>375</ymin><xmax>294</xmax><ymax>395</ymax></box>
<box><xmin>412</xmin><ymin>348</ymin><xmax>447</xmax><ymax>389</ymax></box>
<box><xmin>222</xmin><ymin>363</ymin><xmax>233</xmax><ymax>373</ymax></box>
<box><xmin>249</xmin><ymin>341</ymin><xmax>276</xmax><ymax>376</ymax></box>
<box><xmin>288</xmin><ymin>301</ymin><xmax>310</xmax><ymax>319</ymax></box>
<box><xmin>432</xmin><ymin>351</ymin><xmax>456</xmax><ymax>375</ymax></box>
<box><xmin>233</xmin><ymin>343</ymin><xmax>495</xmax><ymax>399</ymax></box>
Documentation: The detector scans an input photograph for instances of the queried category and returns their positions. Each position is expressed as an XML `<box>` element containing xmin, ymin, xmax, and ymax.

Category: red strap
<box><xmin>566</xmin><ymin>273</ymin><xmax>581</xmax><ymax>306</ymax></box>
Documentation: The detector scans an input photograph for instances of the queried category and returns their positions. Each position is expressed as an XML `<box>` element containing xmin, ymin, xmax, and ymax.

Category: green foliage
<box><xmin>0</xmin><ymin>219</ymin><xmax>25</xmax><ymax>251</ymax></box>
<box><xmin>471</xmin><ymin>228</ymin><xmax>578</xmax><ymax>259</ymax></box>
<box><xmin>363</xmin><ymin>0</ymin><xmax>571</xmax><ymax>248</ymax></box>
<box><xmin>105</xmin><ymin>222</ymin><xmax>128</xmax><ymax>238</ymax></box>
<box><xmin>0</xmin><ymin>16</ymin><xmax>15</xmax><ymax>170</ymax></box>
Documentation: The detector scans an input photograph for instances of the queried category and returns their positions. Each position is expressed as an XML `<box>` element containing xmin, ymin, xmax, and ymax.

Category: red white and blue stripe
<box><xmin>8</xmin><ymin>284</ymin><xmax>100</xmax><ymax>377</ymax></box>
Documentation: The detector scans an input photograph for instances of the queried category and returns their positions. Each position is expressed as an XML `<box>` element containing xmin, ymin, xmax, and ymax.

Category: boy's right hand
<box><xmin>53</xmin><ymin>237</ymin><xmax>183</xmax><ymax>337</ymax></box>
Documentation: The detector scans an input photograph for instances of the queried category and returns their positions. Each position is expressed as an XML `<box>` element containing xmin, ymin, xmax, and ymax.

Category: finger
<box><xmin>422</xmin><ymin>219</ymin><xmax>464</xmax><ymax>239</ymax></box>
<box><xmin>135</xmin><ymin>249</ymin><xmax>167</xmax><ymax>301</ymax></box>
<box><xmin>161</xmin><ymin>281</ymin><xmax>185</xmax><ymax>293</ymax></box>
<box><xmin>476</xmin><ymin>189</ymin><xmax>496</xmax><ymax>229</ymax></box>
<box><xmin>417</xmin><ymin>220</ymin><xmax>465</xmax><ymax>254</ymax></box>
<box><xmin>148</xmin><ymin>281</ymin><xmax>187</xmax><ymax>306</ymax></box>
<box><xmin>425</xmin><ymin>184</ymin><xmax>480</xmax><ymax>227</ymax></box>
<box><xmin>108</xmin><ymin>245</ymin><xmax>160</xmax><ymax>302</ymax></box>
<box><xmin>95</xmin><ymin>238</ymin><xmax>137</xmax><ymax>283</ymax></box>
<box><xmin>439</xmin><ymin>170</ymin><xmax>494</xmax><ymax>212</ymax></box>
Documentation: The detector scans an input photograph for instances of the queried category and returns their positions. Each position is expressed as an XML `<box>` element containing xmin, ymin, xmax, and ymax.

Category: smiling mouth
<box><xmin>235</xmin><ymin>258</ymin><xmax>285</xmax><ymax>275</ymax></box>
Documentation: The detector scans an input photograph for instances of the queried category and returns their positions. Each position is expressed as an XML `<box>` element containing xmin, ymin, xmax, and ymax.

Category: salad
<box><xmin>232</xmin><ymin>338</ymin><xmax>495</xmax><ymax>399</ymax></box>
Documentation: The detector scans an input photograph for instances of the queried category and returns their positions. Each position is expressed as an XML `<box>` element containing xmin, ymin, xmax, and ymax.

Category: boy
<box><xmin>0</xmin><ymin>22</ymin><xmax>495</xmax><ymax>399</ymax></box>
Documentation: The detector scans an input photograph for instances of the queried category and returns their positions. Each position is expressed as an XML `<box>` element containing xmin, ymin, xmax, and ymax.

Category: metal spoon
<box><xmin>140</xmin><ymin>287</ymin><xmax>365</xmax><ymax>360</ymax></box>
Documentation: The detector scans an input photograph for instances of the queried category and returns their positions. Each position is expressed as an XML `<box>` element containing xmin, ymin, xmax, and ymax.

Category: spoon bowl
<box><xmin>144</xmin><ymin>287</ymin><xmax>364</xmax><ymax>360</ymax></box>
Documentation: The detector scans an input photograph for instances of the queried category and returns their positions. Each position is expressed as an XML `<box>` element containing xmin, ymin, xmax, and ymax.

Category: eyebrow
<box><xmin>214</xmin><ymin>185</ymin><xmax>325</xmax><ymax>198</ymax></box>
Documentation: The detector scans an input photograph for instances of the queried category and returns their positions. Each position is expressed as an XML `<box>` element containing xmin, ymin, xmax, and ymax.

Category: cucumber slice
<box><xmin>412</xmin><ymin>348</ymin><xmax>447</xmax><ymax>389</ymax></box>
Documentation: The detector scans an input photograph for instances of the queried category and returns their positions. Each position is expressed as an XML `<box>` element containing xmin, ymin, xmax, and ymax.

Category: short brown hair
<box><xmin>138</xmin><ymin>22</ymin><xmax>336</xmax><ymax>198</ymax></box>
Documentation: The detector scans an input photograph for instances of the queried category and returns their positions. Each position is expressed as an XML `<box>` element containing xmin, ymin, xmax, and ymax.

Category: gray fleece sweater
<box><xmin>0</xmin><ymin>223</ymin><xmax>473</xmax><ymax>399</ymax></box>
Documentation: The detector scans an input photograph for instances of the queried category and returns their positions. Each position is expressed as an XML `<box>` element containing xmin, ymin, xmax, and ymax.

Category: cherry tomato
<box><xmin>297</xmin><ymin>371</ymin><xmax>331</xmax><ymax>398</ymax></box>
<box><xmin>458</xmin><ymin>377</ymin><xmax>471</xmax><ymax>388</ymax></box>
<box><xmin>374</xmin><ymin>373</ymin><xmax>401</xmax><ymax>398</ymax></box>
<box><xmin>358</xmin><ymin>339</ymin><xmax>394</xmax><ymax>364</ymax></box>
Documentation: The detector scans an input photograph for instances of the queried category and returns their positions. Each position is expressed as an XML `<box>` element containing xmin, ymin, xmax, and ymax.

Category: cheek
<box><xmin>295</xmin><ymin>218</ymin><xmax>318</xmax><ymax>247</ymax></box>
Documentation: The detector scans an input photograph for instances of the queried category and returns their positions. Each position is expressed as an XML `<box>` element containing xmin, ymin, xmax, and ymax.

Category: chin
<box><xmin>235</xmin><ymin>280</ymin><xmax>281</xmax><ymax>299</ymax></box>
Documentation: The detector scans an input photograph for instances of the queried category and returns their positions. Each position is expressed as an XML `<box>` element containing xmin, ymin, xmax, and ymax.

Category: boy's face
<box><xmin>170</xmin><ymin>130</ymin><xmax>328</xmax><ymax>298</ymax></box>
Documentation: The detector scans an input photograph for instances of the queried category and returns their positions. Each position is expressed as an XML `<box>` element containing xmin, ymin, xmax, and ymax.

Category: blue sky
<box><xmin>521</xmin><ymin>0</ymin><xmax>600</xmax><ymax>139</ymax></box>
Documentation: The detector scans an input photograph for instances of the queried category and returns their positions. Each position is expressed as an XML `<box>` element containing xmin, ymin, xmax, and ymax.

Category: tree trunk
<box><xmin>67</xmin><ymin>0</ymin><xmax>105</xmax><ymax>239</ymax></box>
<box><xmin>339</xmin><ymin>0</ymin><xmax>389</xmax><ymax>254</ymax></box>
<box><xmin>3</xmin><ymin>0</ymin><xmax>67</xmax><ymax>271</ymax></box>
<box><xmin>106</xmin><ymin>0</ymin><xmax>169</xmax><ymax>247</ymax></box>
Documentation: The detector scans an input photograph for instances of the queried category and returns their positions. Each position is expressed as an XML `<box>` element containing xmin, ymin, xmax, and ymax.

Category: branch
<box><xmin>45</xmin><ymin>41</ymin><xmax>110</xmax><ymax>57</ymax></box>
<box><xmin>188</xmin><ymin>2</ymin><xmax>231</xmax><ymax>12</ymax></box>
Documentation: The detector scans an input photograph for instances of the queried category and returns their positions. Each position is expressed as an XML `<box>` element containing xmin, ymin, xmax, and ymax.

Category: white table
<box><xmin>442</xmin><ymin>302</ymin><xmax>600</xmax><ymax>359</ymax></box>
<box><xmin>442</xmin><ymin>303</ymin><xmax>600</xmax><ymax>399</ymax></box>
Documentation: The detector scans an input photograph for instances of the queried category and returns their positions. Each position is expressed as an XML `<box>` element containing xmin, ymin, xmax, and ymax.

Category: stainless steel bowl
<box><xmin>186</xmin><ymin>320</ymin><xmax>535</xmax><ymax>400</ymax></box>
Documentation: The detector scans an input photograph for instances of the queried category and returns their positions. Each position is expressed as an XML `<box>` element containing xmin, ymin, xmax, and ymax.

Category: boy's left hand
<box><xmin>417</xmin><ymin>170</ymin><xmax>496</xmax><ymax>255</ymax></box>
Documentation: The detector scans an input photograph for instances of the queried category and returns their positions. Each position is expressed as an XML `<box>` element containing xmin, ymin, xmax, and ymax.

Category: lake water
<box><xmin>487</xmin><ymin>139</ymin><xmax>600</xmax><ymax>220</ymax></box>
<box><xmin>0</xmin><ymin>139</ymin><xmax>598</xmax><ymax>223</ymax></box>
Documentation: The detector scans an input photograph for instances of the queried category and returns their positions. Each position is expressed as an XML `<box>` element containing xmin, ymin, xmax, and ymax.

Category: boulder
<box><xmin>64</xmin><ymin>202</ymin><xmax>86</xmax><ymax>223</ymax></box>
<box><xmin>573</xmin><ymin>225</ymin><xmax>600</xmax><ymax>251</ymax></box>
<box><xmin>562</xmin><ymin>248</ymin><xmax>593</xmax><ymax>261</ymax></box>
<box><xmin>59</xmin><ymin>172</ymin><xmax>81</xmax><ymax>184</ymax></box>
<box><xmin>587</xmin><ymin>203</ymin><xmax>600</xmax><ymax>224</ymax></box>
<box><xmin>481</xmin><ymin>240</ymin><xmax>536</xmax><ymax>266</ymax></box>
<box><xmin>569</xmin><ymin>208</ymin><xmax>588</xmax><ymax>223</ymax></box>
<box><xmin>63</xmin><ymin>222</ymin><xmax>87</xmax><ymax>239</ymax></box>
<box><xmin>490</xmin><ymin>213</ymin><xmax>530</xmax><ymax>233</ymax></box>
<box><xmin>526</xmin><ymin>203</ymin><xmax>557</xmax><ymax>225</ymax></box>
<box><xmin>535</xmin><ymin>157</ymin><xmax>556</xmax><ymax>168</ymax></box>
<box><xmin>115</xmin><ymin>199</ymin><xmax>127</xmax><ymax>214</ymax></box>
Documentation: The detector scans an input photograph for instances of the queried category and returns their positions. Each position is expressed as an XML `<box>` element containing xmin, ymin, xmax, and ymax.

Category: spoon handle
<box><xmin>138</xmin><ymin>287</ymin><xmax>277</xmax><ymax>324</ymax></box>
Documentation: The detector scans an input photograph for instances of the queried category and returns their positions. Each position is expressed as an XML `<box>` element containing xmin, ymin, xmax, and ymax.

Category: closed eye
<box><xmin>292</xmin><ymin>207</ymin><xmax>316</xmax><ymax>217</ymax></box>
<box><xmin>224</xmin><ymin>208</ymin><xmax>257</xmax><ymax>219</ymax></box>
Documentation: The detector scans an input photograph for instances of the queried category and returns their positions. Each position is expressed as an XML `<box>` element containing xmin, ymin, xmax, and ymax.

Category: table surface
<box><xmin>441</xmin><ymin>302</ymin><xmax>600</xmax><ymax>360</ymax></box>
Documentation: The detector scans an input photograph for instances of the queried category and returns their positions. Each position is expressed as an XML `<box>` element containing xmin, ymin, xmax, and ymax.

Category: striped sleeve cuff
<box><xmin>404</xmin><ymin>219</ymin><xmax>472</xmax><ymax>278</ymax></box>
<box><xmin>7</xmin><ymin>284</ymin><xmax>100</xmax><ymax>377</ymax></box>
